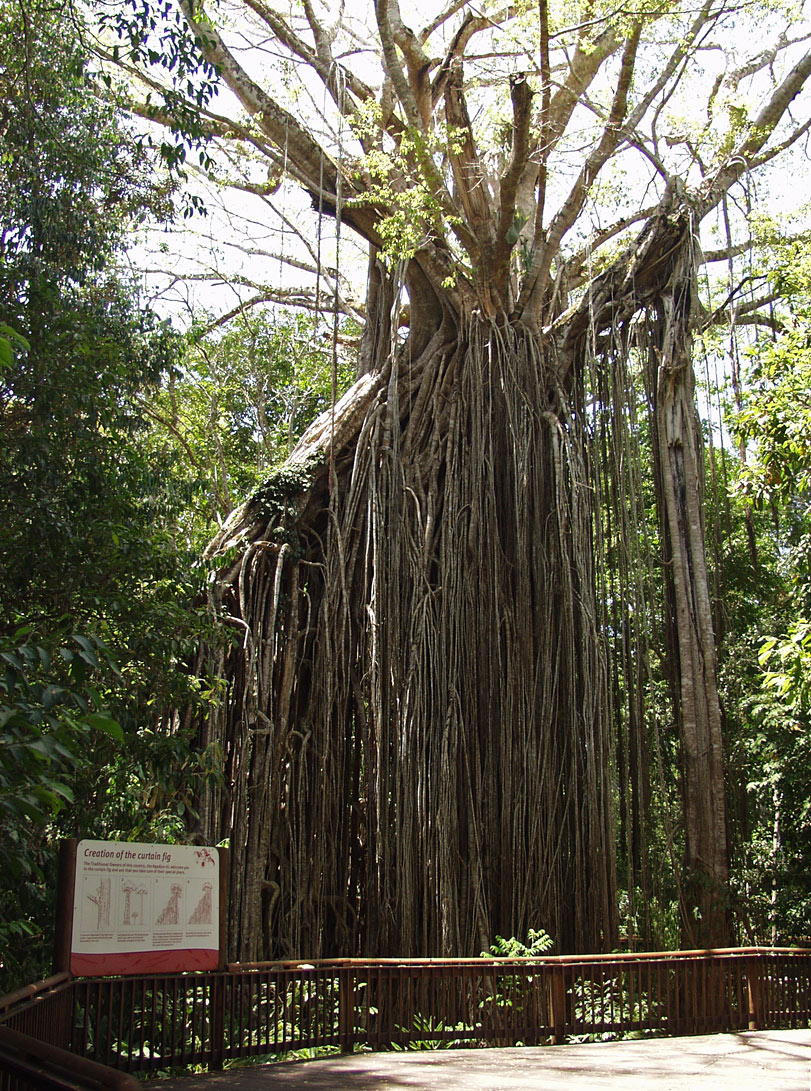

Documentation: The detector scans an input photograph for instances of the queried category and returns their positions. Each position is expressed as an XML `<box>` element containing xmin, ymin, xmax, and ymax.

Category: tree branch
<box><xmin>195</xmin><ymin>287</ymin><xmax>345</xmax><ymax>334</ymax></box>
<box><xmin>702</xmin><ymin>240</ymin><xmax>754</xmax><ymax>264</ymax></box>
<box><xmin>536</xmin><ymin>0</ymin><xmax>551</xmax><ymax>230</ymax></box>
<box><xmin>176</xmin><ymin>0</ymin><xmax>381</xmax><ymax>245</ymax></box>
<box><xmin>749</xmin><ymin>114</ymin><xmax>811</xmax><ymax>171</ymax></box>
<box><xmin>419</xmin><ymin>0</ymin><xmax>469</xmax><ymax>44</ymax></box>
<box><xmin>179</xmin><ymin>0</ymin><xmax>330</xmax><ymax>189</ymax></box>
<box><xmin>722</xmin><ymin>30</ymin><xmax>811</xmax><ymax>96</ymax></box>
<box><xmin>701</xmin><ymin>274</ymin><xmax>772</xmax><ymax>329</ymax></box>
<box><xmin>566</xmin><ymin>205</ymin><xmax>659</xmax><ymax>285</ymax></box>
<box><xmin>700</xmin><ymin>299</ymin><xmax>784</xmax><ymax>333</ymax></box>
<box><xmin>492</xmin><ymin>73</ymin><xmax>533</xmax><ymax>300</ymax></box>
<box><xmin>443</xmin><ymin>60</ymin><xmax>492</xmax><ymax>271</ymax></box>
<box><xmin>545</xmin><ymin>26</ymin><xmax>621</xmax><ymax>154</ymax></box>
<box><xmin>627</xmin><ymin>0</ymin><xmax>718</xmax><ymax>138</ymax></box>
<box><xmin>250</xmin><ymin>0</ymin><xmax>379</xmax><ymax>121</ymax></box>
<box><xmin>699</xmin><ymin>46</ymin><xmax>811</xmax><ymax>212</ymax></box>
<box><xmin>430</xmin><ymin>9</ymin><xmax>518</xmax><ymax>107</ymax></box>
<box><xmin>519</xmin><ymin>21</ymin><xmax>642</xmax><ymax>324</ymax></box>
<box><xmin>375</xmin><ymin>0</ymin><xmax>431</xmax><ymax>130</ymax></box>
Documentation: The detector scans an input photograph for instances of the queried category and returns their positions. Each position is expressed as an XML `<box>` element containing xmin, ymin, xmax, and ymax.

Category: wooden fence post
<box><xmin>208</xmin><ymin>846</ymin><xmax>229</xmax><ymax>1071</ymax></box>
<box><xmin>549</xmin><ymin>967</ymin><xmax>566</xmax><ymax>1045</ymax></box>
<box><xmin>339</xmin><ymin>969</ymin><xmax>356</xmax><ymax>1054</ymax></box>
<box><xmin>216</xmin><ymin>848</ymin><xmax>230</xmax><ymax>971</ymax></box>
<box><xmin>210</xmin><ymin>974</ymin><xmax>226</xmax><ymax>1071</ymax></box>
<box><xmin>747</xmin><ymin>956</ymin><xmax>763</xmax><ymax>1032</ymax></box>
<box><xmin>53</xmin><ymin>840</ymin><xmax>78</xmax><ymax>975</ymax></box>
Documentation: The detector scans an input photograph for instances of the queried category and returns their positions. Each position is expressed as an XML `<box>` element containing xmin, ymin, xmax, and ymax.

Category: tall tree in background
<box><xmin>0</xmin><ymin>0</ymin><xmax>216</xmax><ymax>988</ymax></box>
<box><xmin>0</xmin><ymin>0</ymin><xmax>175</xmax><ymax>627</ymax></box>
<box><xmin>100</xmin><ymin>0</ymin><xmax>811</xmax><ymax>955</ymax></box>
<box><xmin>726</xmin><ymin>239</ymin><xmax>811</xmax><ymax>943</ymax></box>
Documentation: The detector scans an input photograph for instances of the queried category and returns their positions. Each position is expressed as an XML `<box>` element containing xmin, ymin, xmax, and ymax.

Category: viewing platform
<box><xmin>2</xmin><ymin>949</ymin><xmax>810</xmax><ymax>1088</ymax></box>
<box><xmin>153</xmin><ymin>1029</ymin><xmax>811</xmax><ymax>1090</ymax></box>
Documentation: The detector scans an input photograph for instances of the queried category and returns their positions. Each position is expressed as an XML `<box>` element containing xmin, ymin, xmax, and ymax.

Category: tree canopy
<box><xmin>87</xmin><ymin>0</ymin><xmax>811</xmax><ymax>959</ymax></box>
<box><xmin>109</xmin><ymin>0</ymin><xmax>811</xmax><ymax>327</ymax></box>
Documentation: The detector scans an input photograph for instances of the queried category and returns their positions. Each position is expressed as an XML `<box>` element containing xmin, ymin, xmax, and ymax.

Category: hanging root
<box><xmin>195</xmin><ymin>314</ymin><xmax>617</xmax><ymax>960</ymax></box>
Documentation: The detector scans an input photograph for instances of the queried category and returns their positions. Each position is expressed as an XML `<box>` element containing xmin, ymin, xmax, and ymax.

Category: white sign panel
<box><xmin>71</xmin><ymin>840</ymin><xmax>220</xmax><ymax>975</ymax></box>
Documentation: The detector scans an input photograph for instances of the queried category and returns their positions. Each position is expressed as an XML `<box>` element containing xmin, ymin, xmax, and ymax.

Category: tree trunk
<box><xmin>195</xmin><ymin>264</ymin><xmax>618</xmax><ymax>959</ymax></box>
<box><xmin>192</xmin><ymin>198</ymin><xmax>735</xmax><ymax>959</ymax></box>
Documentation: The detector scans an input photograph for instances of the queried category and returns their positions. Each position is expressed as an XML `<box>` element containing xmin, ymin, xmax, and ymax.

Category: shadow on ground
<box><xmin>151</xmin><ymin>1029</ymin><xmax>811</xmax><ymax>1090</ymax></box>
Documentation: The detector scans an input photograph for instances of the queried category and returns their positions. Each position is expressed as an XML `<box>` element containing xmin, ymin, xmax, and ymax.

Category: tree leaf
<box><xmin>85</xmin><ymin>713</ymin><xmax>125</xmax><ymax>743</ymax></box>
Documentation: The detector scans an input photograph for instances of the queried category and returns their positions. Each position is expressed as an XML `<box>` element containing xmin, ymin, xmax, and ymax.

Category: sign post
<box><xmin>55</xmin><ymin>840</ymin><xmax>227</xmax><ymax>976</ymax></box>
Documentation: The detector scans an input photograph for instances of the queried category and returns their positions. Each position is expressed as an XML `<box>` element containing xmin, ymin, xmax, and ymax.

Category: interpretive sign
<box><xmin>68</xmin><ymin>840</ymin><xmax>222</xmax><ymax>975</ymax></box>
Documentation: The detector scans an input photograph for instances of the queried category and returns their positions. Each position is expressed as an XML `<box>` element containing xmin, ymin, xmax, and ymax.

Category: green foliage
<box><xmin>568</xmin><ymin>971</ymin><xmax>657</xmax><ymax>1043</ymax></box>
<box><xmin>348</xmin><ymin>108</ymin><xmax>464</xmax><ymax>266</ymax></box>
<box><xmin>145</xmin><ymin>309</ymin><xmax>354</xmax><ymax>546</ymax></box>
<box><xmin>734</xmin><ymin>240</ymin><xmax>811</xmax><ymax>608</ymax></box>
<box><xmin>92</xmin><ymin>0</ymin><xmax>220</xmax><ymax>184</ymax></box>
<box><xmin>250</xmin><ymin>459</ymin><xmax>322</xmax><ymax>531</ymax></box>
<box><xmin>0</xmin><ymin>0</ymin><xmax>221</xmax><ymax>992</ymax></box>
<box><xmin>0</xmin><ymin>325</ymin><xmax>28</xmax><ymax>373</ymax></box>
<box><xmin>0</xmin><ymin>0</ymin><xmax>183</xmax><ymax>621</ymax></box>
<box><xmin>708</xmin><ymin>456</ymin><xmax>806</xmax><ymax>942</ymax></box>
<box><xmin>0</xmin><ymin>628</ymin><xmax>123</xmax><ymax>982</ymax></box>
<box><xmin>722</xmin><ymin>242</ymin><xmax>811</xmax><ymax>943</ymax></box>
<box><xmin>735</xmin><ymin>696</ymin><xmax>811</xmax><ymax>940</ymax></box>
<box><xmin>482</xmin><ymin>929</ymin><xmax>554</xmax><ymax>958</ymax></box>
<box><xmin>476</xmin><ymin>932</ymin><xmax>554</xmax><ymax>1046</ymax></box>
<box><xmin>0</xmin><ymin>0</ymin><xmax>359</xmax><ymax>993</ymax></box>
<box><xmin>391</xmin><ymin>1013</ymin><xmax>467</xmax><ymax>1051</ymax></box>
<box><xmin>0</xmin><ymin>631</ymin><xmax>121</xmax><ymax>836</ymax></box>
<box><xmin>618</xmin><ymin>888</ymin><xmax>680</xmax><ymax>952</ymax></box>
<box><xmin>760</xmin><ymin>622</ymin><xmax>811</xmax><ymax>715</ymax></box>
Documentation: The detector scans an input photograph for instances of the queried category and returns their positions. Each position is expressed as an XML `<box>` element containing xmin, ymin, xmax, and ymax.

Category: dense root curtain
<box><xmin>196</xmin><ymin>298</ymin><xmax>617</xmax><ymax>960</ymax></box>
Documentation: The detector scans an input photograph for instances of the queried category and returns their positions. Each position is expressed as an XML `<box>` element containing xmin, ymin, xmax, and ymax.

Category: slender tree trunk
<box><xmin>771</xmin><ymin>785</ymin><xmax>781</xmax><ymax>946</ymax></box>
<box><xmin>648</xmin><ymin>233</ymin><xmax>730</xmax><ymax>947</ymax></box>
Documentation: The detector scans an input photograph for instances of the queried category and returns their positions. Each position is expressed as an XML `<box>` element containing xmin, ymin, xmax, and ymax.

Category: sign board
<box><xmin>68</xmin><ymin>840</ymin><xmax>222</xmax><ymax>975</ymax></box>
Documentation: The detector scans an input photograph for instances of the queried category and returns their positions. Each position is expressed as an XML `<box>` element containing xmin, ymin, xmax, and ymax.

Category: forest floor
<box><xmin>151</xmin><ymin>1028</ymin><xmax>811</xmax><ymax>1089</ymax></box>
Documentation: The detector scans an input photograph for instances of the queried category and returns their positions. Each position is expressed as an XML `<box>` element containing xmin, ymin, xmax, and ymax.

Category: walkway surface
<box><xmin>152</xmin><ymin>1029</ymin><xmax>811</xmax><ymax>1090</ymax></box>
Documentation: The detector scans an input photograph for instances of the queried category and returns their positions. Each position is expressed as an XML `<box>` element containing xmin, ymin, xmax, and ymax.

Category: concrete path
<box><xmin>152</xmin><ymin>1029</ymin><xmax>811</xmax><ymax>1090</ymax></box>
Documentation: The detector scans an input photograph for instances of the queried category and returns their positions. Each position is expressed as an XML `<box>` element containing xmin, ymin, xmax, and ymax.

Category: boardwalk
<box><xmin>152</xmin><ymin>1029</ymin><xmax>811</xmax><ymax>1090</ymax></box>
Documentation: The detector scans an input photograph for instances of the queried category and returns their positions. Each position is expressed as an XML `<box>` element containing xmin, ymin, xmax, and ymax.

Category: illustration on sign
<box><xmin>190</xmin><ymin>882</ymin><xmax>213</xmax><ymax>925</ymax></box>
<box><xmin>121</xmin><ymin>879</ymin><xmax>148</xmax><ymax>926</ymax></box>
<box><xmin>70</xmin><ymin>840</ymin><xmax>220</xmax><ymax>974</ymax></box>
<box><xmin>85</xmin><ymin>877</ymin><xmax>111</xmax><ymax>932</ymax></box>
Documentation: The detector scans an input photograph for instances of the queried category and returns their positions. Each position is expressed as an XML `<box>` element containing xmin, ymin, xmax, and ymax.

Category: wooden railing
<box><xmin>0</xmin><ymin>1026</ymin><xmax>140</xmax><ymax>1090</ymax></box>
<box><xmin>1</xmin><ymin>948</ymin><xmax>810</xmax><ymax>1078</ymax></box>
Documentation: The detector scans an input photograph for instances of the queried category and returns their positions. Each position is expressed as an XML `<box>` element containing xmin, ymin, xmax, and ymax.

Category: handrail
<box><xmin>0</xmin><ymin>973</ymin><xmax>72</xmax><ymax>1016</ymax></box>
<box><xmin>0</xmin><ymin>1026</ymin><xmax>140</xmax><ymax>1090</ymax></box>
<box><xmin>227</xmin><ymin>946</ymin><xmax>809</xmax><ymax>971</ymax></box>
